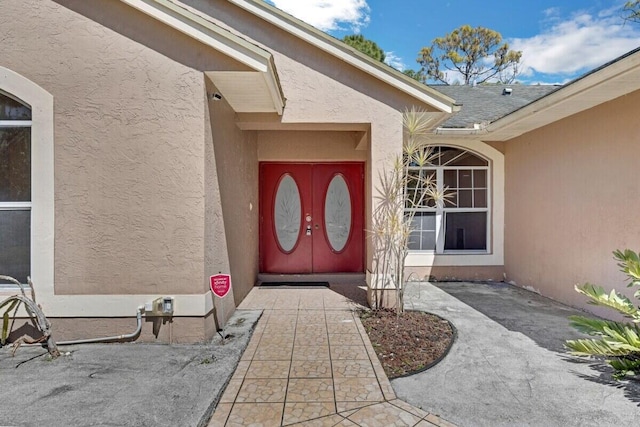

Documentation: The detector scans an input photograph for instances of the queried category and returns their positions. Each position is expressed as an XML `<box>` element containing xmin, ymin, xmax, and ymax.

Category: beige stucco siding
<box><xmin>0</xmin><ymin>0</ymin><xmax>243</xmax><ymax>296</ymax></box>
<box><xmin>184</xmin><ymin>0</ymin><xmax>445</xmax><ymax>271</ymax></box>
<box><xmin>258</xmin><ymin>131</ymin><xmax>368</xmax><ymax>161</ymax></box>
<box><xmin>206</xmin><ymin>79</ymin><xmax>259</xmax><ymax>306</ymax></box>
<box><xmin>504</xmin><ymin>89</ymin><xmax>640</xmax><ymax>317</ymax></box>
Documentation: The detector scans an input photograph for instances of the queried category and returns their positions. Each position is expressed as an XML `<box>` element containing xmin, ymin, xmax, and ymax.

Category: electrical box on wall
<box><xmin>162</xmin><ymin>296</ymin><xmax>174</xmax><ymax>315</ymax></box>
<box><xmin>144</xmin><ymin>297</ymin><xmax>174</xmax><ymax>316</ymax></box>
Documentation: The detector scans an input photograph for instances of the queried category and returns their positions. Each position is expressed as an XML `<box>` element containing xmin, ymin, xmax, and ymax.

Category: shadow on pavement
<box><xmin>432</xmin><ymin>281</ymin><xmax>640</xmax><ymax>406</ymax></box>
<box><xmin>431</xmin><ymin>281</ymin><xmax>589</xmax><ymax>353</ymax></box>
<box><xmin>563</xmin><ymin>356</ymin><xmax>640</xmax><ymax>407</ymax></box>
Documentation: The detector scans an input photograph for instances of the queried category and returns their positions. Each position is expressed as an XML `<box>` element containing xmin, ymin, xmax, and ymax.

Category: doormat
<box><xmin>259</xmin><ymin>282</ymin><xmax>330</xmax><ymax>288</ymax></box>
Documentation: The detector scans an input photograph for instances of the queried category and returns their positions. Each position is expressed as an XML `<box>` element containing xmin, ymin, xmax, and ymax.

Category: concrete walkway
<box><xmin>208</xmin><ymin>285</ymin><xmax>456</xmax><ymax>426</ymax></box>
<box><xmin>393</xmin><ymin>282</ymin><xmax>640</xmax><ymax>427</ymax></box>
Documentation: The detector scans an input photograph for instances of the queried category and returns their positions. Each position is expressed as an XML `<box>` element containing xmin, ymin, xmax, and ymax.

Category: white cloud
<box><xmin>267</xmin><ymin>0</ymin><xmax>370</xmax><ymax>32</ymax></box>
<box><xmin>510</xmin><ymin>7</ymin><xmax>640</xmax><ymax>81</ymax></box>
<box><xmin>384</xmin><ymin>51</ymin><xmax>405</xmax><ymax>70</ymax></box>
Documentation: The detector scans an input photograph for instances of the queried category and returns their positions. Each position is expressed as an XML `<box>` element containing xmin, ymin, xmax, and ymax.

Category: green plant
<box><xmin>369</xmin><ymin>108</ymin><xmax>447</xmax><ymax>313</ymax></box>
<box><xmin>565</xmin><ymin>250</ymin><xmax>640</xmax><ymax>379</ymax></box>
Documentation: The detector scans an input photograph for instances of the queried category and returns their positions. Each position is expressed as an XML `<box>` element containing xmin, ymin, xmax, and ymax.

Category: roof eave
<box><xmin>486</xmin><ymin>47</ymin><xmax>640</xmax><ymax>141</ymax></box>
<box><xmin>227</xmin><ymin>0</ymin><xmax>457</xmax><ymax>113</ymax></box>
<box><xmin>120</xmin><ymin>0</ymin><xmax>285</xmax><ymax>114</ymax></box>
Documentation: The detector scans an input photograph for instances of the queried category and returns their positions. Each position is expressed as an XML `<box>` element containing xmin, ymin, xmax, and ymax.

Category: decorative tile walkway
<box><xmin>208</xmin><ymin>286</ymin><xmax>457</xmax><ymax>427</ymax></box>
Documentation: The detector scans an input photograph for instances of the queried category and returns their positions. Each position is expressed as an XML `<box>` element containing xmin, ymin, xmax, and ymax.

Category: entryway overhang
<box><xmin>120</xmin><ymin>0</ymin><xmax>285</xmax><ymax>115</ymax></box>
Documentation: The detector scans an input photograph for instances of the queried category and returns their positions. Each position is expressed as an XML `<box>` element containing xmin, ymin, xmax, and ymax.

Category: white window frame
<box><xmin>407</xmin><ymin>148</ymin><xmax>490</xmax><ymax>254</ymax></box>
<box><xmin>405</xmin><ymin>141</ymin><xmax>504</xmax><ymax>268</ymax></box>
<box><xmin>0</xmin><ymin>67</ymin><xmax>54</xmax><ymax>293</ymax></box>
<box><xmin>0</xmin><ymin>114</ymin><xmax>33</xmax><ymax>284</ymax></box>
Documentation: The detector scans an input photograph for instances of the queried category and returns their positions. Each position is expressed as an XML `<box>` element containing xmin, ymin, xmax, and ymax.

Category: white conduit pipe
<box><xmin>55</xmin><ymin>306</ymin><xmax>145</xmax><ymax>346</ymax></box>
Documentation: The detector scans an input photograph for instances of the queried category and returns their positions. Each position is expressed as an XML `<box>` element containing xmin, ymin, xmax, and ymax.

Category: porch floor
<box><xmin>208</xmin><ymin>285</ymin><xmax>456</xmax><ymax>426</ymax></box>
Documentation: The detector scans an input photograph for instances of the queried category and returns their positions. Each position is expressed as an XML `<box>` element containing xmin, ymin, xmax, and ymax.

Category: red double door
<box><xmin>260</xmin><ymin>163</ymin><xmax>364</xmax><ymax>274</ymax></box>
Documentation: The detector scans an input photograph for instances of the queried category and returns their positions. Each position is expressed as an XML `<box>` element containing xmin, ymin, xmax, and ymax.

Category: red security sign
<box><xmin>210</xmin><ymin>274</ymin><xmax>231</xmax><ymax>298</ymax></box>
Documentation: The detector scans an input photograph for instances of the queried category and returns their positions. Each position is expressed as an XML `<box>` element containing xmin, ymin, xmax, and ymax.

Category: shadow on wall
<box><xmin>53</xmin><ymin>0</ymin><xmax>252</xmax><ymax>72</ymax></box>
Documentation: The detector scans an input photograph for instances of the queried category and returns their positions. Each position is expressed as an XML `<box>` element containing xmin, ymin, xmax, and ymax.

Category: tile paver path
<box><xmin>208</xmin><ymin>285</ymin><xmax>457</xmax><ymax>426</ymax></box>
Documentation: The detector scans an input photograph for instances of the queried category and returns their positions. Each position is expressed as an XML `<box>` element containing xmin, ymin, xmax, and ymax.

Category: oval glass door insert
<box><xmin>274</xmin><ymin>174</ymin><xmax>301</xmax><ymax>252</ymax></box>
<box><xmin>324</xmin><ymin>175</ymin><xmax>352</xmax><ymax>252</ymax></box>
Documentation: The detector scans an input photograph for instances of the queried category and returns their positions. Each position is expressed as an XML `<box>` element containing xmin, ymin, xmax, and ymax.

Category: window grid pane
<box><xmin>0</xmin><ymin>209</ymin><xmax>30</xmax><ymax>283</ymax></box>
<box><xmin>408</xmin><ymin>212</ymin><xmax>436</xmax><ymax>251</ymax></box>
<box><xmin>406</xmin><ymin>168</ymin><xmax>436</xmax><ymax>208</ymax></box>
<box><xmin>444</xmin><ymin>212</ymin><xmax>487</xmax><ymax>251</ymax></box>
<box><xmin>0</xmin><ymin>92</ymin><xmax>31</xmax><ymax>120</ymax></box>
<box><xmin>0</xmin><ymin>127</ymin><xmax>31</xmax><ymax>202</ymax></box>
<box><xmin>405</xmin><ymin>146</ymin><xmax>489</xmax><ymax>253</ymax></box>
<box><xmin>441</xmin><ymin>167</ymin><xmax>487</xmax><ymax>209</ymax></box>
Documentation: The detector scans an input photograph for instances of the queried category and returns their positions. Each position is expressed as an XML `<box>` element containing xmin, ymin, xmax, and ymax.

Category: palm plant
<box><xmin>369</xmin><ymin>108</ymin><xmax>447</xmax><ymax>313</ymax></box>
<box><xmin>565</xmin><ymin>249</ymin><xmax>640</xmax><ymax>379</ymax></box>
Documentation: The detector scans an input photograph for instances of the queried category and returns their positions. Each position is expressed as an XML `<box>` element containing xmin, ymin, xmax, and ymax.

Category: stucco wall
<box><xmin>0</xmin><ymin>0</ymin><xmax>244</xmax><ymax>296</ymax></box>
<box><xmin>2</xmin><ymin>0</ymin><xmax>452</xmax><ymax>317</ymax></box>
<box><xmin>504</xmin><ymin>89</ymin><xmax>640</xmax><ymax>318</ymax></box>
<box><xmin>206</xmin><ymin>79</ymin><xmax>259</xmax><ymax>307</ymax></box>
<box><xmin>183</xmin><ymin>0</ymin><xmax>446</xmax><ymax>272</ymax></box>
<box><xmin>257</xmin><ymin>131</ymin><xmax>368</xmax><ymax>161</ymax></box>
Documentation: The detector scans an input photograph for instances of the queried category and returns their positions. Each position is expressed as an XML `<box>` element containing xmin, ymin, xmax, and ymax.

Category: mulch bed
<box><xmin>360</xmin><ymin>309</ymin><xmax>455</xmax><ymax>379</ymax></box>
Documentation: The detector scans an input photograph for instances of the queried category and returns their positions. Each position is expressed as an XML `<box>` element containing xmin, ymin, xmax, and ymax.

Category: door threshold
<box><xmin>257</xmin><ymin>273</ymin><xmax>365</xmax><ymax>285</ymax></box>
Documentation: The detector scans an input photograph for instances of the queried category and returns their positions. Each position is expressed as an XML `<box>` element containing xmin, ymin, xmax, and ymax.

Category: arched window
<box><xmin>1</xmin><ymin>67</ymin><xmax>53</xmax><ymax>291</ymax></box>
<box><xmin>0</xmin><ymin>91</ymin><xmax>32</xmax><ymax>282</ymax></box>
<box><xmin>406</xmin><ymin>146</ymin><xmax>489</xmax><ymax>253</ymax></box>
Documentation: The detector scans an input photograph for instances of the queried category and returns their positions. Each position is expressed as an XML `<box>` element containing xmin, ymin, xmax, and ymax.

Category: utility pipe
<box><xmin>55</xmin><ymin>306</ymin><xmax>145</xmax><ymax>346</ymax></box>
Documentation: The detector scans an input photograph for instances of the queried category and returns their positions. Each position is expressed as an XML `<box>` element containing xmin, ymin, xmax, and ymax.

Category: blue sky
<box><xmin>266</xmin><ymin>0</ymin><xmax>640</xmax><ymax>84</ymax></box>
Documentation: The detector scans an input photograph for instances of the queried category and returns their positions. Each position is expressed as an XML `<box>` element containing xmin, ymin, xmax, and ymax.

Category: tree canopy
<box><xmin>402</xmin><ymin>69</ymin><xmax>426</xmax><ymax>84</ymax></box>
<box><xmin>624</xmin><ymin>1</ymin><xmax>640</xmax><ymax>22</ymax></box>
<box><xmin>416</xmin><ymin>25</ymin><xmax>522</xmax><ymax>85</ymax></box>
<box><xmin>342</xmin><ymin>34</ymin><xmax>386</xmax><ymax>62</ymax></box>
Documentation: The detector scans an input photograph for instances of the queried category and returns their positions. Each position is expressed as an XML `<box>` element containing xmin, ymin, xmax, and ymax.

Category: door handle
<box><xmin>306</xmin><ymin>225</ymin><xmax>312</xmax><ymax>236</ymax></box>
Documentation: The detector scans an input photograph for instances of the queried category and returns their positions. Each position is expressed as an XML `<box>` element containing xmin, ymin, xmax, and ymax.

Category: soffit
<box><xmin>120</xmin><ymin>0</ymin><xmax>284</xmax><ymax>114</ymax></box>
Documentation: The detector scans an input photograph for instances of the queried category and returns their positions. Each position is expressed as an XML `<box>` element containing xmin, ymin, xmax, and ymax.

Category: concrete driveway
<box><xmin>393</xmin><ymin>282</ymin><xmax>640</xmax><ymax>427</ymax></box>
<box><xmin>0</xmin><ymin>310</ymin><xmax>261</xmax><ymax>427</ymax></box>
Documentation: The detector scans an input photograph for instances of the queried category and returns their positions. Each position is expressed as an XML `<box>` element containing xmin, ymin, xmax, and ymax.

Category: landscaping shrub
<box><xmin>565</xmin><ymin>250</ymin><xmax>640</xmax><ymax>379</ymax></box>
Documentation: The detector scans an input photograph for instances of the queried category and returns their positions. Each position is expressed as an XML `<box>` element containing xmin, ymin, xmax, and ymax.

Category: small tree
<box><xmin>417</xmin><ymin>25</ymin><xmax>522</xmax><ymax>85</ymax></box>
<box><xmin>342</xmin><ymin>34</ymin><xmax>386</xmax><ymax>62</ymax></box>
<box><xmin>369</xmin><ymin>108</ymin><xmax>447</xmax><ymax>312</ymax></box>
<box><xmin>565</xmin><ymin>250</ymin><xmax>640</xmax><ymax>379</ymax></box>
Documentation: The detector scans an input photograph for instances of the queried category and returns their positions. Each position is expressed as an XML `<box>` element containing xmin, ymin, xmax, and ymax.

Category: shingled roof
<box><xmin>430</xmin><ymin>84</ymin><xmax>561</xmax><ymax>129</ymax></box>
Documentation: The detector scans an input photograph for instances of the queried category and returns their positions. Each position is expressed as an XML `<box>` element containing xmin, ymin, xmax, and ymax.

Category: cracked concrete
<box><xmin>393</xmin><ymin>281</ymin><xmax>640</xmax><ymax>427</ymax></box>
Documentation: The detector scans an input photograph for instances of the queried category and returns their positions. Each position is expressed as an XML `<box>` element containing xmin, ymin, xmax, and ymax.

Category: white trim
<box><xmin>486</xmin><ymin>49</ymin><xmax>640</xmax><ymax>140</ymax></box>
<box><xmin>227</xmin><ymin>0</ymin><xmax>457</xmax><ymax>113</ymax></box>
<box><xmin>0</xmin><ymin>120</ymin><xmax>32</xmax><ymax>127</ymax></box>
<box><xmin>262</xmin><ymin>65</ymin><xmax>285</xmax><ymax>115</ymax></box>
<box><xmin>119</xmin><ymin>0</ymin><xmax>285</xmax><ymax>114</ymax></box>
<box><xmin>405</xmin><ymin>140</ymin><xmax>504</xmax><ymax>267</ymax></box>
<box><xmin>0</xmin><ymin>202</ymin><xmax>31</xmax><ymax>210</ymax></box>
<box><xmin>0</xmin><ymin>66</ymin><xmax>54</xmax><ymax>298</ymax></box>
<box><xmin>38</xmin><ymin>292</ymin><xmax>215</xmax><ymax>317</ymax></box>
<box><xmin>121</xmin><ymin>0</ymin><xmax>270</xmax><ymax>72</ymax></box>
